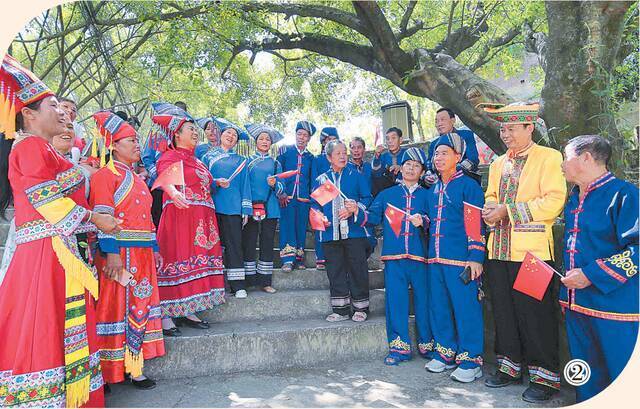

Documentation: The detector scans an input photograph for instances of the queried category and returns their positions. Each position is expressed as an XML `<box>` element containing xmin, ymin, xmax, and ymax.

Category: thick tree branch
<box><xmin>351</xmin><ymin>1</ymin><xmax>415</xmax><ymax>73</ymax></box>
<box><xmin>523</xmin><ymin>20</ymin><xmax>547</xmax><ymax>71</ymax></box>
<box><xmin>400</xmin><ymin>1</ymin><xmax>417</xmax><ymax>33</ymax></box>
<box><xmin>240</xmin><ymin>2</ymin><xmax>369</xmax><ymax>38</ymax></box>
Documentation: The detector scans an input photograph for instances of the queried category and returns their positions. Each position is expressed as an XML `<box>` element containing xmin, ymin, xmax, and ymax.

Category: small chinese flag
<box><xmin>463</xmin><ymin>201</ymin><xmax>483</xmax><ymax>242</ymax></box>
<box><xmin>275</xmin><ymin>169</ymin><xmax>299</xmax><ymax>179</ymax></box>
<box><xmin>309</xmin><ymin>208</ymin><xmax>327</xmax><ymax>231</ymax></box>
<box><xmin>151</xmin><ymin>160</ymin><xmax>185</xmax><ymax>191</ymax></box>
<box><xmin>513</xmin><ymin>252</ymin><xmax>555</xmax><ymax>301</ymax></box>
<box><xmin>311</xmin><ymin>179</ymin><xmax>340</xmax><ymax>206</ymax></box>
<box><xmin>384</xmin><ymin>204</ymin><xmax>405</xmax><ymax>238</ymax></box>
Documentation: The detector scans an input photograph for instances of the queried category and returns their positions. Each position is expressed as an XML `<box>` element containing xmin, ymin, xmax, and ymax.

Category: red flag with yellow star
<box><xmin>463</xmin><ymin>201</ymin><xmax>483</xmax><ymax>242</ymax></box>
<box><xmin>311</xmin><ymin>179</ymin><xmax>340</xmax><ymax>206</ymax></box>
<box><xmin>513</xmin><ymin>252</ymin><xmax>556</xmax><ymax>301</ymax></box>
<box><xmin>151</xmin><ymin>160</ymin><xmax>185</xmax><ymax>191</ymax></box>
<box><xmin>384</xmin><ymin>203</ymin><xmax>406</xmax><ymax>238</ymax></box>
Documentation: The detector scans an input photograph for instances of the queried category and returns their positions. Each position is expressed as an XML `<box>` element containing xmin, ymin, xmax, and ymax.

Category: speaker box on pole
<box><xmin>381</xmin><ymin>101</ymin><xmax>413</xmax><ymax>142</ymax></box>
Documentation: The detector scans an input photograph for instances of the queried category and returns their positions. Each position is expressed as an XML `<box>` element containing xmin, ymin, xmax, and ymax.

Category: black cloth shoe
<box><xmin>522</xmin><ymin>384</ymin><xmax>557</xmax><ymax>403</ymax></box>
<box><xmin>175</xmin><ymin>317</ymin><xmax>210</xmax><ymax>329</ymax></box>
<box><xmin>162</xmin><ymin>327</ymin><xmax>182</xmax><ymax>337</ymax></box>
<box><xmin>104</xmin><ymin>384</ymin><xmax>111</xmax><ymax>394</ymax></box>
<box><xmin>484</xmin><ymin>371</ymin><xmax>522</xmax><ymax>388</ymax></box>
<box><xmin>131</xmin><ymin>377</ymin><xmax>157</xmax><ymax>390</ymax></box>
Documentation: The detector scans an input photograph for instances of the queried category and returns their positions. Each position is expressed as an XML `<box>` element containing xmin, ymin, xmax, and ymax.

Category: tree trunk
<box><xmin>540</xmin><ymin>1</ymin><xmax>631</xmax><ymax>173</ymax></box>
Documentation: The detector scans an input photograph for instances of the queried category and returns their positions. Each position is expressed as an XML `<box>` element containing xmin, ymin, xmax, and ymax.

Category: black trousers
<box><xmin>151</xmin><ymin>188</ymin><xmax>164</xmax><ymax>228</ymax></box>
<box><xmin>485</xmin><ymin>259</ymin><xmax>559</xmax><ymax>386</ymax></box>
<box><xmin>242</xmin><ymin>218</ymin><xmax>277</xmax><ymax>287</ymax></box>
<box><xmin>324</xmin><ymin>237</ymin><xmax>370</xmax><ymax>316</ymax></box>
<box><xmin>217</xmin><ymin>214</ymin><xmax>245</xmax><ymax>292</ymax></box>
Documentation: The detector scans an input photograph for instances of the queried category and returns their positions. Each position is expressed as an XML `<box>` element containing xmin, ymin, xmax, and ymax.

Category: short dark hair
<box><xmin>350</xmin><ymin>136</ymin><xmax>366</xmax><ymax>149</ymax></box>
<box><xmin>174</xmin><ymin>101</ymin><xmax>187</xmax><ymax>111</ymax></box>
<box><xmin>115</xmin><ymin>110</ymin><xmax>128</xmax><ymax>121</ymax></box>
<box><xmin>566</xmin><ymin>134</ymin><xmax>612</xmax><ymax>166</ymax></box>
<box><xmin>58</xmin><ymin>97</ymin><xmax>76</xmax><ymax>106</ymax></box>
<box><xmin>386</xmin><ymin>127</ymin><xmax>403</xmax><ymax>138</ymax></box>
<box><xmin>436</xmin><ymin>107</ymin><xmax>455</xmax><ymax>119</ymax></box>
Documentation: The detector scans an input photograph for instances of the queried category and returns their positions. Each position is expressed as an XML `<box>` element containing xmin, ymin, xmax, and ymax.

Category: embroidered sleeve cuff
<box><xmin>467</xmin><ymin>241</ymin><xmax>486</xmax><ymax>264</ymax></box>
<box><xmin>93</xmin><ymin>204</ymin><xmax>115</xmax><ymax>216</ymax></box>
<box><xmin>275</xmin><ymin>181</ymin><xmax>284</xmax><ymax>196</ymax></box>
<box><xmin>98</xmin><ymin>237</ymin><xmax>120</xmax><ymax>254</ymax></box>
<box><xmin>47</xmin><ymin>204</ymin><xmax>86</xmax><ymax>236</ymax></box>
<box><xmin>583</xmin><ymin>258</ymin><xmax>627</xmax><ymax>295</ymax></box>
<box><xmin>506</xmin><ymin>202</ymin><xmax>533</xmax><ymax>226</ymax></box>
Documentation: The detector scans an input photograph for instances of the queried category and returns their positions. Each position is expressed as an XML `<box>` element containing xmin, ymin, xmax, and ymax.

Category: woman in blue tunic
<box><xmin>242</xmin><ymin>124</ymin><xmax>285</xmax><ymax>294</ymax></box>
<box><xmin>201</xmin><ymin>118</ymin><xmax>252</xmax><ymax>298</ymax></box>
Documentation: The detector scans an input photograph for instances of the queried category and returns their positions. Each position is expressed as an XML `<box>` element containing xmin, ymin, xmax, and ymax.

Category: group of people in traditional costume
<box><xmin>0</xmin><ymin>52</ymin><xmax>637</xmax><ymax>408</ymax></box>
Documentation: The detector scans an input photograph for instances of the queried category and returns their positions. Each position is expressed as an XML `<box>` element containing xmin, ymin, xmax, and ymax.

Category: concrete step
<box><xmin>271</xmin><ymin>267</ymin><xmax>384</xmax><ymax>291</ymax></box>
<box><xmin>201</xmin><ymin>288</ymin><xmax>386</xmax><ymax>324</ymax></box>
<box><xmin>108</xmin><ymin>360</ymin><xmax>575</xmax><ymax>408</ymax></box>
<box><xmin>145</xmin><ymin>315</ymin><xmax>390</xmax><ymax>380</ymax></box>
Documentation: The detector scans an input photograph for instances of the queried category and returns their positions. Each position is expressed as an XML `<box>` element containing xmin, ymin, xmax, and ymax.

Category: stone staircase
<box><xmin>0</xmin><ymin>208</ymin><xmax>396</xmax><ymax>381</ymax></box>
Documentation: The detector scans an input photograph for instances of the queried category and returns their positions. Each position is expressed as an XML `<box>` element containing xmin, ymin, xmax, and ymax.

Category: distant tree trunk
<box><xmin>528</xmin><ymin>1</ymin><xmax>632</xmax><ymax>174</ymax></box>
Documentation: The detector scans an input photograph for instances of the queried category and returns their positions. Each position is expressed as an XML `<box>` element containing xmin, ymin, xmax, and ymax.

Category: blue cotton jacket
<box><xmin>276</xmin><ymin>144</ymin><xmax>314</xmax><ymax>201</ymax></box>
<box><xmin>247</xmin><ymin>152</ymin><xmax>284</xmax><ymax>219</ymax></box>
<box><xmin>202</xmin><ymin>147</ymin><xmax>252</xmax><ymax>216</ymax></box>
<box><xmin>559</xmin><ymin>172</ymin><xmax>639</xmax><ymax>321</ymax></box>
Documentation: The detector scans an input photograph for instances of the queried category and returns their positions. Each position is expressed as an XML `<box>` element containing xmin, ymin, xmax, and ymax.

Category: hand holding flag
<box><xmin>151</xmin><ymin>160</ymin><xmax>185</xmax><ymax>191</ymax></box>
<box><xmin>513</xmin><ymin>252</ymin><xmax>563</xmax><ymax>301</ymax></box>
<box><xmin>463</xmin><ymin>201</ymin><xmax>483</xmax><ymax>242</ymax></box>
<box><xmin>309</xmin><ymin>208</ymin><xmax>329</xmax><ymax>231</ymax></box>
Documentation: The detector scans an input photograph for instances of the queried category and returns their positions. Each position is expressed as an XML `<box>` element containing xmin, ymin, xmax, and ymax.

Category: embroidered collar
<box><xmin>114</xmin><ymin>160</ymin><xmax>134</xmax><ymax>171</ymax></box>
<box><xmin>401</xmin><ymin>181</ymin><xmax>419</xmax><ymax>194</ymax></box>
<box><xmin>296</xmin><ymin>145</ymin><xmax>308</xmax><ymax>155</ymax></box>
<box><xmin>507</xmin><ymin>141</ymin><xmax>535</xmax><ymax>159</ymax></box>
<box><xmin>440</xmin><ymin>169</ymin><xmax>463</xmax><ymax>184</ymax></box>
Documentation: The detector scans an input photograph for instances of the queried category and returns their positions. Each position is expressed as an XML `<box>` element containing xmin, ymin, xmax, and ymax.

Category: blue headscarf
<box><xmin>432</xmin><ymin>132</ymin><xmax>466</xmax><ymax>160</ymax></box>
<box><xmin>245</xmin><ymin>123</ymin><xmax>284</xmax><ymax>144</ymax></box>
<box><xmin>320</xmin><ymin>126</ymin><xmax>340</xmax><ymax>145</ymax></box>
<box><xmin>213</xmin><ymin>117</ymin><xmax>249</xmax><ymax>141</ymax></box>
<box><xmin>295</xmin><ymin>120</ymin><xmax>316</xmax><ymax>136</ymax></box>
<box><xmin>401</xmin><ymin>147</ymin><xmax>428</xmax><ymax>168</ymax></box>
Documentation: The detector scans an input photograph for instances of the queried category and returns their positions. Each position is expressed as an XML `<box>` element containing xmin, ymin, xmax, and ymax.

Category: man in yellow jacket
<box><xmin>480</xmin><ymin>103</ymin><xmax>567</xmax><ymax>403</ymax></box>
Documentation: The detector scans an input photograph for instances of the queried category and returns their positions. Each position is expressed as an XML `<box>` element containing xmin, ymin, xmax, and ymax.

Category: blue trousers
<box><xmin>314</xmin><ymin>231</ymin><xmax>325</xmax><ymax>266</ymax></box>
<box><xmin>565</xmin><ymin>310</ymin><xmax>639</xmax><ymax>402</ymax></box>
<box><xmin>384</xmin><ymin>259</ymin><xmax>432</xmax><ymax>358</ymax></box>
<box><xmin>429</xmin><ymin>263</ymin><xmax>484</xmax><ymax>369</ymax></box>
<box><xmin>279</xmin><ymin>199</ymin><xmax>309</xmax><ymax>265</ymax></box>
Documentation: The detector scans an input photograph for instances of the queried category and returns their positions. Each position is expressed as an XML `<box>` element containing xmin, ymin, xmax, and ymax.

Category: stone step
<box><xmin>145</xmin><ymin>315</ymin><xmax>390</xmax><ymax>380</ymax></box>
<box><xmin>201</xmin><ymin>288</ymin><xmax>386</xmax><ymax>324</ymax></box>
<box><xmin>273</xmin><ymin>230</ymin><xmax>315</xmax><ymax>249</ymax></box>
<box><xmin>0</xmin><ymin>223</ymin><xmax>10</xmax><ymax>245</ymax></box>
<box><xmin>271</xmin><ymin>267</ymin><xmax>384</xmax><ymax>291</ymax></box>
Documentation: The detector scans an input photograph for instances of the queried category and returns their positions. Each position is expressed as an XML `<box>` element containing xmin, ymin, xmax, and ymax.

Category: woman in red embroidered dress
<box><xmin>151</xmin><ymin>105</ymin><xmax>225</xmax><ymax>336</ymax></box>
<box><xmin>89</xmin><ymin>111</ymin><xmax>165</xmax><ymax>389</ymax></box>
<box><xmin>0</xmin><ymin>55</ymin><xmax>120</xmax><ymax>408</ymax></box>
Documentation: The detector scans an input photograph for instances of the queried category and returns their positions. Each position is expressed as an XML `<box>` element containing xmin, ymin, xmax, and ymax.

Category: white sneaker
<box><xmin>425</xmin><ymin>359</ymin><xmax>457</xmax><ymax>373</ymax></box>
<box><xmin>450</xmin><ymin>366</ymin><xmax>483</xmax><ymax>383</ymax></box>
<box><xmin>235</xmin><ymin>290</ymin><xmax>248</xmax><ymax>299</ymax></box>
